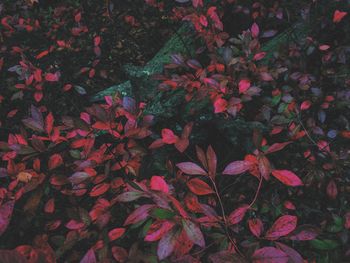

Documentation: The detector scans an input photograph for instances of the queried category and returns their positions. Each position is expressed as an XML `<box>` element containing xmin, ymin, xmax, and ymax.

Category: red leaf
<box><xmin>271</xmin><ymin>170</ymin><xmax>303</xmax><ymax>186</ymax></box>
<box><xmin>89</xmin><ymin>183</ymin><xmax>110</xmax><ymax>197</ymax></box>
<box><xmin>162</xmin><ymin>129</ymin><xmax>178</xmax><ymax>144</ymax></box>
<box><xmin>248</xmin><ymin>218</ymin><xmax>264</xmax><ymax>237</ymax></box>
<box><xmin>275</xmin><ymin>242</ymin><xmax>304</xmax><ymax>263</ymax></box>
<box><xmin>44</xmin><ymin>198</ymin><xmax>55</xmax><ymax>214</ymax></box>
<box><xmin>333</xmin><ymin>10</ymin><xmax>347</xmax><ymax>23</ymax></box>
<box><xmin>0</xmin><ymin>200</ymin><xmax>15</xmax><ymax>236</ymax></box>
<box><xmin>34</xmin><ymin>91</ymin><xmax>43</xmax><ymax>102</ymax></box>
<box><xmin>251</xmin><ymin>23</ymin><xmax>259</xmax><ymax>38</ymax></box>
<box><xmin>108</xmin><ymin>228</ymin><xmax>126</xmax><ymax>241</ymax></box>
<box><xmin>157</xmin><ymin>228</ymin><xmax>178</xmax><ymax>260</ymax></box>
<box><xmin>145</xmin><ymin>220</ymin><xmax>175</xmax><ymax>242</ymax></box>
<box><xmin>150</xmin><ymin>176</ymin><xmax>169</xmax><ymax>193</ymax></box>
<box><xmin>222</xmin><ymin>161</ymin><xmax>251</xmax><ymax>175</ymax></box>
<box><xmin>300</xmin><ymin>100</ymin><xmax>311</xmax><ymax>111</ymax></box>
<box><xmin>48</xmin><ymin>154</ymin><xmax>63</xmax><ymax>170</ymax></box>
<box><xmin>36</xmin><ymin>50</ymin><xmax>49</xmax><ymax>59</ymax></box>
<box><xmin>214</xmin><ymin>98</ymin><xmax>227</xmax><ymax>113</ymax></box>
<box><xmin>45</xmin><ymin>112</ymin><xmax>54</xmax><ymax>135</ymax></box>
<box><xmin>94</xmin><ymin>36</ymin><xmax>101</xmax><ymax>46</ymax></box>
<box><xmin>252</xmin><ymin>247</ymin><xmax>288</xmax><ymax>263</ymax></box>
<box><xmin>187</xmin><ymin>178</ymin><xmax>214</xmax><ymax>195</ymax></box>
<box><xmin>265</xmin><ymin>142</ymin><xmax>291</xmax><ymax>154</ymax></box>
<box><xmin>182</xmin><ymin>219</ymin><xmax>205</xmax><ymax>247</ymax></box>
<box><xmin>80</xmin><ymin>249</ymin><xmax>96</xmax><ymax>263</ymax></box>
<box><xmin>265</xmin><ymin>215</ymin><xmax>297</xmax><ymax>240</ymax></box>
<box><xmin>45</xmin><ymin>72</ymin><xmax>60</xmax><ymax>82</ymax></box>
<box><xmin>123</xmin><ymin>204</ymin><xmax>155</xmax><ymax>226</ymax></box>
<box><xmin>206</xmin><ymin>145</ymin><xmax>217</xmax><ymax>177</ymax></box>
<box><xmin>176</xmin><ymin>162</ymin><xmax>207</xmax><ymax>175</ymax></box>
<box><xmin>228</xmin><ymin>205</ymin><xmax>249</xmax><ymax>225</ymax></box>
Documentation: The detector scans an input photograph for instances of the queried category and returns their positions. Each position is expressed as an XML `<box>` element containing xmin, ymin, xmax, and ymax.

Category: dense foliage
<box><xmin>0</xmin><ymin>0</ymin><xmax>350</xmax><ymax>262</ymax></box>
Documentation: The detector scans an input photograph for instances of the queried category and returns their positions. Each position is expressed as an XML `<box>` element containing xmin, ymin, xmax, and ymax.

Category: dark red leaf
<box><xmin>0</xmin><ymin>200</ymin><xmax>15</xmax><ymax>236</ymax></box>
<box><xmin>206</xmin><ymin>145</ymin><xmax>217</xmax><ymax>178</ymax></box>
<box><xmin>265</xmin><ymin>215</ymin><xmax>297</xmax><ymax>240</ymax></box>
<box><xmin>248</xmin><ymin>218</ymin><xmax>264</xmax><ymax>237</ymax></box>
<box><xmin>187</xmin><ymin>178</ymin><xmax>214</xmax><ymax>196</ymax></box>
<box><xmin>48</xmin><ymin>154</ymin><xmax>63</xmax><ymax>170</ymax></box>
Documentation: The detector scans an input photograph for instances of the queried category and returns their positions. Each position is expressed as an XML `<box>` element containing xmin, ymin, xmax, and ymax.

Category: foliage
<box><xmin>0</xmin><ymin>0</ymin><xmax>350</xmax><ymax>262</ymax></box>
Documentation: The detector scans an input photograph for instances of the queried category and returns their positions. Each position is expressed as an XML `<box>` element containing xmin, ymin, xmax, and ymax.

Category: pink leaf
<box><xmin>228</xmin><ymin>205</ymin><xmax>249</xmax><ymax>225</ymax></box>
<box><xmin>238</xmin><ymin>79</ymin><xmax>251</xmax><ymax>94</ymax></box>
<box><xmin>80</xmin><ymin>249</ymin><xmax>96</xmax><ymax>263</ymax></box>
<box><xmin>265</xmin><ymin>215</ymin><xmax>297</xmax><ymax>240</ymax></box>
<box><xmin>150</xmin><ymin>176</ymin><xmax>169</xmax><ymax>193</ymax></box>
<box><xmin>253</xmin><ymin>52</ymin><xmax>266</xmax><ymax>61</ymax></box>
<box><xmin>251</xmin><ymin>23</ymin><xmax>260</xmax><ymax>38</ymax></box>
<box><xmin>344</xmin><ymin>212</ymin><xmax>350</xmax><ymax>229</ymax></box>
<box><xmin>222</xmin><ymin>161</ymin><xmax>251</xmax><ymax>175</ymax></box>
<box><xmin>271</xmin><ymin>170</ymin><xmax>303</xmax><ymax>186</ymax></box>
<box><xmin>176</xmin><ymin>162</ymin><xmax>207</xmax><ymax>175</ymax></box>
<box><xmin>252</xmin><ymin>247</ymin><xmax>288</xmax><ymax>263</ymax></box>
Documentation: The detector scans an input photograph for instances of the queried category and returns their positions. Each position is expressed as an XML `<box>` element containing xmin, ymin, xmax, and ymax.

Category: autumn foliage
<box><xmin>0</xmin><ymin>0</ymin><xmax>350</xmax><ymax>262</ymax></box>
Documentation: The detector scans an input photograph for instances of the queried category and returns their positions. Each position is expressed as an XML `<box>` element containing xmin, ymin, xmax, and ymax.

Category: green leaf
<box><xmin>150</xmin><ymin>208</ymin><xmax>176</xmax><ymax>219</ymax></box>
<box><xmin>310</xmin><ymin>239</ymin><xmax>339</xmax><ymax>250</ymax></box>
